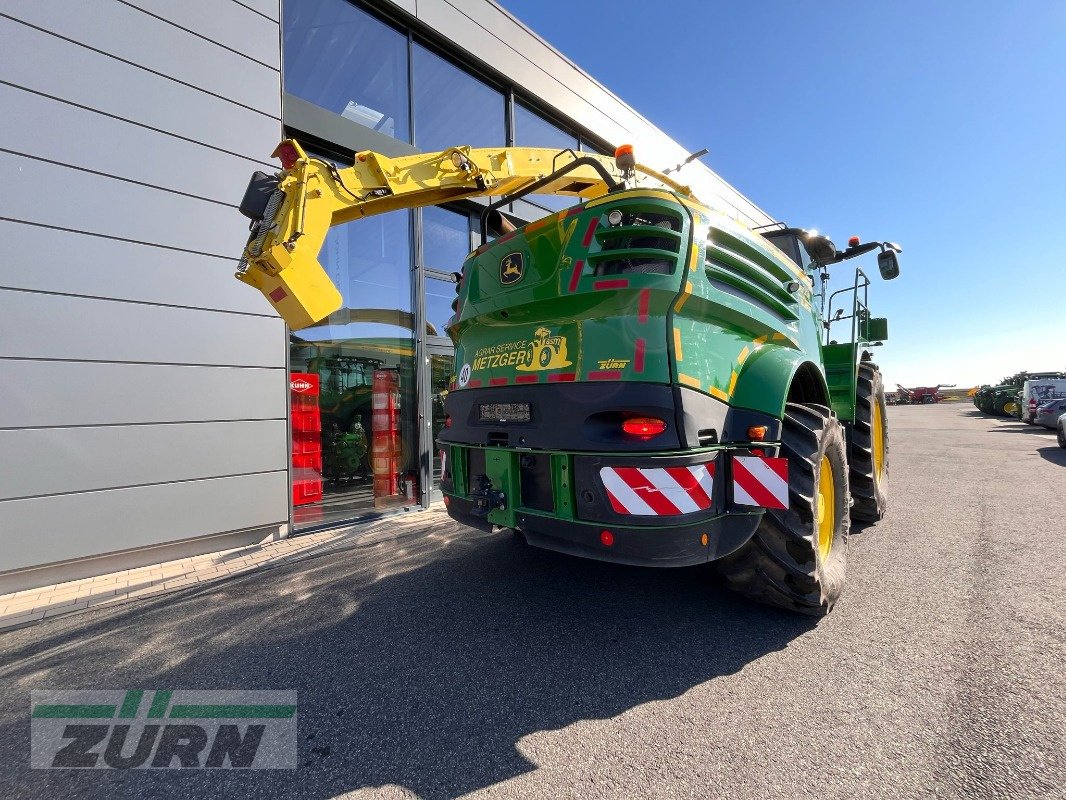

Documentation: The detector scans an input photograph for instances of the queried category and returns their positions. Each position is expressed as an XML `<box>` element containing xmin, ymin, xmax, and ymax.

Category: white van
<box><xmin>1022</xmin><ymin>379</ymin><xmax>1066</xmax><ymax>423</ymax></box>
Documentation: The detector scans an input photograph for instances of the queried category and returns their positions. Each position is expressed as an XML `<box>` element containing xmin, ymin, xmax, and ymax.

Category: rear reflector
<box><xmin>732</xmin><ymin>456</ymin><xmax>789</xmax><ymax>510</ymax></box>
<box><xmin>622</xmin><ymin>417</ymin><xmax>667</xmax><ymax>437</ymax></box>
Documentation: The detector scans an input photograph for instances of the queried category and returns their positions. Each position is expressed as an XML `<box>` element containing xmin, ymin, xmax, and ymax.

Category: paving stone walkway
<box><xmin>0</xmin><ymin>507</ymin><xmax>446</xmax><ymax>631</ymax></box>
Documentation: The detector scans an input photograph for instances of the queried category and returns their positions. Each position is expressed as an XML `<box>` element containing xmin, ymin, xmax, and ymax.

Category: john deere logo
<box><xmin>500</xmin><ymin>253</ymin><xmax>524</xmax><ymax>286</ymax></box>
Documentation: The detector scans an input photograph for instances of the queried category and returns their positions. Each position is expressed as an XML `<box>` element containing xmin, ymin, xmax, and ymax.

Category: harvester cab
<box><xmin>236</xmin><ymin>139</ymin><xmax>901</xmax><ymax>617</ymax></box>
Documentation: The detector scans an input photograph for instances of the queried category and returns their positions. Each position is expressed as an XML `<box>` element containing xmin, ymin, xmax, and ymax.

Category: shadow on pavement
<box><xmin>986</xmin><ymin>425</ymin><xmax>1056</xmax><ymax>435</ymax></box>
<box><xmin>1037</xmin><ymin>445</ymin><xmax>1066</xmax><ymax>466</ymax></box>
<box><xmin>0</xmin><ymin>518</ymin><xmax>814</xmax><ymax>799</ymax></box>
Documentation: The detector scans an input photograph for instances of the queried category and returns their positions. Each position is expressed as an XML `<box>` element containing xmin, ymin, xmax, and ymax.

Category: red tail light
<box><xmin>622</xmin><ymin>417</ymin><xmax>666</xmax><ymax>437</ymax></box>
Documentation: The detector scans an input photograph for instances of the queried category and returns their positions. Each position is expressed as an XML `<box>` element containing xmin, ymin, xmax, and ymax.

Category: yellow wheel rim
<box><xmin>1004</xmin><ymin>401</ymin><xmax>1018</xmax><ymax>415</ymax></box>
<box><xmin>872</xmin><ymin>401</ymin><xmax>886</xmax><ymax>481</ymax></box>
<box><xmin>816</xmin><ymin>455</ymin><xmax>835</xmax><ymax>561</ymax></box>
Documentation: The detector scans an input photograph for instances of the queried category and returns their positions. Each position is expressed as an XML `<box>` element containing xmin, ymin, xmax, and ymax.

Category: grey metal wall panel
<box><xmin>3</xmin><ymin>0</ymin><xmax>281</xmax><ymax>116</ymax></box>
<box><xmin>239</xmin><ymin>0</ymin><xmax>281</xmax><ymax>22</ymax></box>
<box><xmin>0</xmin><ymin>18</ymin><xmax>280</xmax><ymax>159</ymax></box>
<box><xmin>0</xmin><ymin>361</ymin><xmax>285</xmax><ymax>429</ymax></box>
<box><xmin>0</xmin><ymin>471</ymin><xmax>289</xmax><ymax>573</ymax></box>
<box><xmin>0</xmin><ymin>152</ymin><xmax>247</xmax><ymax>259</ymax></box>
<box><xmin>380</xmin><ymin>0</ymin><xmax>417</xmax><ymax>16</ymax></box>
<box><xmin>120</xmin><ymin>0</ymin><xmax>281</xmax><ymax>69</ymax></box>
<box><xmin>0</xmin><ymin>420</ymin><xmax>288</xmax><ymax>501</ymax></box>
<box><xmin>0</xmin><ymin>221</ymin><xmax>271</xmax><ymax>316</ymax></box>
<box><xmin>1</xmin><ymin>85</ymin><xmax>269</xmax><ymax>208</ymax></box>
<box><xmin>0</xmin><ymin>290</ymin><xmax>285</xmax><ymax>367</ymax></box>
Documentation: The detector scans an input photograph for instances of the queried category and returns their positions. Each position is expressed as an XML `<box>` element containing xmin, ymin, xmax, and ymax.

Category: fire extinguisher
<box><xmin>404</xmin><ymin>471</ymin><xmax>417</xmax><ymax>503</ymax></box>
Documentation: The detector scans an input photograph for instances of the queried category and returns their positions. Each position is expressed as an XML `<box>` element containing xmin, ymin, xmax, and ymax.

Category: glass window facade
<box><xmin>515</xmin><ymin>103</ymin><xmax>581</xmax><ymax>212</ymax></box>
<box><xmin>422</xmin><ymin>206</ymin><xmax>471</xmax><ymax>273</ymax></box>
<box><xmin>289</xmin><ymin>208</ymin><xmax>418</xmax><ymax>528</ymax></box>
<box><xmin>281</xmin><ymin>0</ymin><xmax>605</xmax><ymax>528</ymax></box>
<box><xmin>412</xmin><ymin>43</ymin><xmax>505</xmax><ymax>151</ymax></box>
<box><xmin>283</xmin><ymin>0</ymin><xmax>410</xmax><ymax>141</ymax></box>
<box><xmin>425</xmin><ymin>276</ymin><xmax>458</xmax><ymax>340</ymax></box>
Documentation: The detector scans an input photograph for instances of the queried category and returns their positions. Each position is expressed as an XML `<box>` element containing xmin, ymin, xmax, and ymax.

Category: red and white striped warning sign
<box><xmin>599</xmin><ymin>463</ymin><xmax>716</xmax><ymax>516</ymax></box>
<box><xmin>732</xmin><ymin>456</ymin><xmax>789</xmax><ymax>510</ymax></box>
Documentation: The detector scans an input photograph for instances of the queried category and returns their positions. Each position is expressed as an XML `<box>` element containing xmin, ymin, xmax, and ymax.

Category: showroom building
<box><xmin>0</xmin><ymin>0</ymin><xmax>772</xmax><ymax>592</ymax></box>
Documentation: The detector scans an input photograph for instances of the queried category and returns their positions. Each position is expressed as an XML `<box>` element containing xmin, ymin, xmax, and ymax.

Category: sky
<box><xmin>500</xmin><ymin>0</ymin><xmax>1066</xmax><ymax>389</ymax></box>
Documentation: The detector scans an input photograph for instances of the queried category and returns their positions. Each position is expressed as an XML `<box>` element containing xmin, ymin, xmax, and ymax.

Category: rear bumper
<box><xmin>444</xmin><ymin>495</ymin><xmax>761</xmax><ymax>568</ymax></box>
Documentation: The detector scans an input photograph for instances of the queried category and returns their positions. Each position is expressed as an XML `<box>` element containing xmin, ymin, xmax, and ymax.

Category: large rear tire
<box><xmin>849</xmin><ymin>362</ymin><xmax>889</xmax><ymax>522</ymax></box>
<box><xmin>715</xmin><ymin>403</ymin><xmax>850</xmax><ymax>617</ymax></box>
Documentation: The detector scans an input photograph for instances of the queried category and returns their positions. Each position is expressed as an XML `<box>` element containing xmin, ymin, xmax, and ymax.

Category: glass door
<box><xmin>427</xmin><ymin>345</ymin><xmax>455</xmax><ymax>499</ymax></box>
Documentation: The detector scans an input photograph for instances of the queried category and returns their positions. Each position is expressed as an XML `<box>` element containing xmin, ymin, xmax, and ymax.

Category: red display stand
<box><xmin>371</xmin><ymin>369</ymin><xmax>402</xmax><ymax>505</ymax></box>
<box><xmin>290</xmin><ymin>372</ymin><xmax>323</xmax><ymax>506</ymax></box>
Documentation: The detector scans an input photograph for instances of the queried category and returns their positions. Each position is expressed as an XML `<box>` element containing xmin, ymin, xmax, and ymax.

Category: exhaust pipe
<box><xmin>486</xmin><ymin>209</ymin><xmax>516</xmax><ymax>237</ymax></box>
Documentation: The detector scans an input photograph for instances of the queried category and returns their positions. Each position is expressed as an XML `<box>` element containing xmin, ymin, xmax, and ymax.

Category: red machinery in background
<box><xmin>895</xmin><ymin>384</ymin><xmax>955</xmax><ymax>404</ymax></box>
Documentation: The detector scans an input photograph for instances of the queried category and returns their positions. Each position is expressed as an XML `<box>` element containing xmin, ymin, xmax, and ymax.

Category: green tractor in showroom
<box><xmin>237</xmin><ymin>140</ymin><xmax>902</xmax><ymax>616</ymax></box>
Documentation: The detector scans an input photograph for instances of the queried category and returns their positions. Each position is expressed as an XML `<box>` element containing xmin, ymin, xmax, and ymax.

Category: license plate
<box><xmin>479</xmin><ymin>402</ymin><xmax>531</xmax><ymax>422</ymax></box>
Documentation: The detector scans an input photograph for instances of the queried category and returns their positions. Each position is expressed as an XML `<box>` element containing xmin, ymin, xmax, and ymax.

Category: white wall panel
<box><xmin>0</xmin><ymin>290</ymin><xmax>286</xmax><ymax>367</ymax></box>
<box><xmin>1</xmin><ymin>85</ymin><xmax>269</xmax><ymax>206</ymax></box>
<box><xmin>0</xmin><ymin>0</ymin><xmax>286</xmax><ymax>583</ymax></box>
<box><xmin>0</xmin><ymin>221</ymin><xmax>271</xmax><ymax>316</ymax></box>
<box><xmin>0</xmin><ymin>152</ymin><xmax>248</xmax><ymax>259</ymax></box>
<box><xmin>3</xmin><ymin>0</ymin><xmax>281</xmax><ymax>116</ymax></box>
<box><xmin>0</xmin><ymin>420</ymin><xmax>288</xmax><ymax>501</ymax></box>
<box><xmin>0</xmin><ymin>361</ymin><xmax>286</xmax><ymax>429</ymax></box>
<box><xmin>0</xmin><ymin>18</ymin><xmax>280</xmax><ymax>159</ymax></box>
<box><xmin>239</xmin><ymin>0</ymin><xmax>282</xmax><ymax>22</ymax></box>
<box><xmin>0</xmin><ymin>471</ymin><xmax>289</xmax><ymax>573</ymax></box>
<box><xmin>121</xmin><ymin>0</ymin><xmax>282</xmax><ymax>69</ymax></box>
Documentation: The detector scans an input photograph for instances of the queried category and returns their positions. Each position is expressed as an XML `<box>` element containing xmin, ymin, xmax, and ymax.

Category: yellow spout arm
<box><xmin>237</xmin><ymin>139</ymin><xmax>695</xmax><ymax>329</ymax></box>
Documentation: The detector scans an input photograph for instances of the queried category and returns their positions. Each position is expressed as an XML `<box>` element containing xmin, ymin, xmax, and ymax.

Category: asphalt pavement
<box><xmin>0</xmin><ymin>403</ymin><xmax>1063</xmax><ymax>799</ymax></box>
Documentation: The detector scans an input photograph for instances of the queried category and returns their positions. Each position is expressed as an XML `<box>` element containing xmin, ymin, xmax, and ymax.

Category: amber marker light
<box><xmin>614</xmin><ymin>144</ymin><xmax>636</xmax><ymax>171</ymax></box>
<box><xmin>747</xmin><ymin>425</ymin><xmax>768</xmax><ymax>441</ymax></box>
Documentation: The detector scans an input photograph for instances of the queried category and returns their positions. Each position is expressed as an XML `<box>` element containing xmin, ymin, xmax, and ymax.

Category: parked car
<box><xmin>1059</xmin><ymin>414</ymin><xmax>1066</xmax><ymax>449</ymax></box>
<box><xmin>1022</xmin><ymin>378</ymin><xmax>1066</xmax><ymax>423</ymax></box>
<box><xmin>1035</xmin><ymin>398</ymin><xmax>1066</xmax><ymax>429</ymax></box>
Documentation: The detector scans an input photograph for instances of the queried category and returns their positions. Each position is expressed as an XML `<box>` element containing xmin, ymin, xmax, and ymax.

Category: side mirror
<box><xmin>877</xmin><ymin>250</ymin><xmax>900</xmax><ymax>280</ymax></box>
<box><xmin>864</xmin><ymin>317</ymin><xmax>889</xmax><ymax>342</ymax></box>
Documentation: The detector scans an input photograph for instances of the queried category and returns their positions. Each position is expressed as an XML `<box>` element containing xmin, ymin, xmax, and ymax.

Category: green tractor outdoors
<box><xmin>238</xmin><ymin>140</ymin><xmax>902</xmax><ymax>617</ymax></box>
<box><xmin>438</xmin><ymin>166</ymin><xmax>901</xmax><ymax>617</ymax></box>
<box><xmin>974</xmin><ymin>375</ymin><xmax>1029</xmax><ymax>417</ymax></box>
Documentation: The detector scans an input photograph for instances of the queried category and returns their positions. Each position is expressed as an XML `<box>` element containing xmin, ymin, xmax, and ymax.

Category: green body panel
<box><xmin>440</xmin><ymin>185</ymin><xmax>891</xmax><ymax>545</ymax></box>
<box><xmin>729</xmin><ymin>346</ymin><xmax>826</xmax><ymax>419</ymax></box>
<box><xmin>447</xmin><ymin>191</ymin><xmax>855</xmax><ymax>425</ymax></box>
<box><xmin>823</xmin><ymin>343</ymin><xmax>859</xmax><ymax>421</ymax></box>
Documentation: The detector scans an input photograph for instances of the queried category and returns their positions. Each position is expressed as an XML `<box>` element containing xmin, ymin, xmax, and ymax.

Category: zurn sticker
<box><xmin>458</xmin><ymin>364</ymin><xmax>472</xmax><ymax>387</ymax></box>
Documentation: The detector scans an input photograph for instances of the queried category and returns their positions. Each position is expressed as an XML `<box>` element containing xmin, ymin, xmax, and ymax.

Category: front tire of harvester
<box><xmin>849</xmin><ymin>362</ymin><xmax>889</xmax><ymax>523</ymax></box>
<box><xmin>715</xmin><ymin>403</ymin><xmax>850</xmax><ymax>617</ymax></box>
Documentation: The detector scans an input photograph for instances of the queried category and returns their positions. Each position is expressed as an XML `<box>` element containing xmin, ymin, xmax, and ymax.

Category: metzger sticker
<box><xmin>458</xmin><ymin>364</ymin><xmax>472</xmax><ymax>387</ymax></box>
